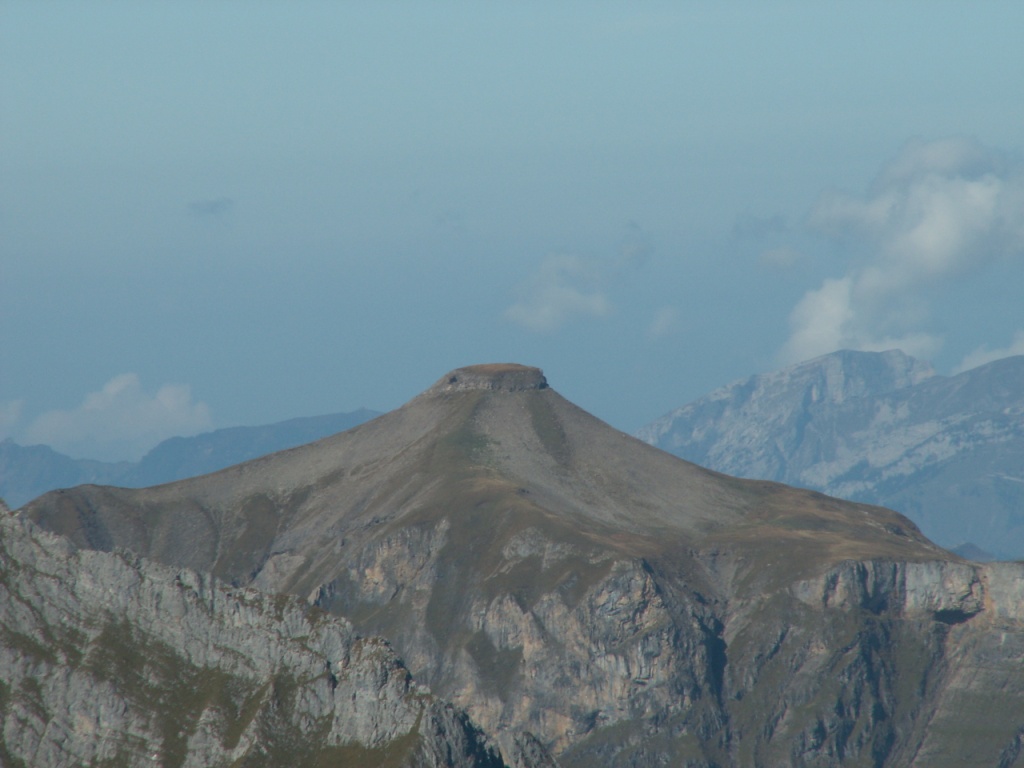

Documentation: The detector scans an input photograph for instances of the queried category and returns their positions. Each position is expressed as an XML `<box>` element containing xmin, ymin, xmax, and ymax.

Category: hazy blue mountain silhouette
<box><xmin>1</xmin><ymin>409</ymin><xmax>378</xmax><ymax>508</ymax></box>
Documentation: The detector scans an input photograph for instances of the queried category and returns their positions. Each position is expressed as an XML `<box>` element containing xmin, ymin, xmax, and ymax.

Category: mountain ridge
<box><xmin>0</xmin><ymin>408</ymin><xmax>379</xmax><ymax>509</ymax></box>
<box><xmin>21</xmin><ymin>362</ymin><xmax>1024</xmax><ymax>766</ymax></box>
<box><xmin>638</xmin><ymin>349</ymin><xmax>1024</xmax><ymax>558</ymax></box>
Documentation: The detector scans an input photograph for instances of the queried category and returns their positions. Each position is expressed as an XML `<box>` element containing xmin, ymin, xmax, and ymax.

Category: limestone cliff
<box><xmin>0</xmin><ymin>502</ymin><xmax>512</xmax><ymax>768</ymax></box>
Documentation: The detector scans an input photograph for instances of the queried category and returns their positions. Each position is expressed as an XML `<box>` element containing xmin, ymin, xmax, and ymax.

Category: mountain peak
<box><xmin>22</xmin><ymin>359</ymin><xmax>964</xmax><ymax>764</ymax></box>
<box><xmin>427</xmin><ymin>363</ymin><xmax>548</xmax><ymax>394</ymax></box>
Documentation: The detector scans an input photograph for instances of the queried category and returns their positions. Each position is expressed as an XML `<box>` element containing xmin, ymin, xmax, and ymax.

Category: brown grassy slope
<box><xmin>22</xmin><ymin>364</ymin><xmax>948</xmax><ymax>596</ymax></box>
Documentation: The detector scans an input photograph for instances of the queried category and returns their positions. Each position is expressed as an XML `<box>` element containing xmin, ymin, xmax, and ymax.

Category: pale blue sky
<box><xmin>3</xmin><ymin>2</ymin><xmax>1024</xmax><ymax>460</ymax></box>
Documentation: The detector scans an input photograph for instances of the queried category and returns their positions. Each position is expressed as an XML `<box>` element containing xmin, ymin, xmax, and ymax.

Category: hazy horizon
<box><xmin>3</xmin><ymin>3</ymin><xmax>1023</xmax><ymax>461</ymax></box>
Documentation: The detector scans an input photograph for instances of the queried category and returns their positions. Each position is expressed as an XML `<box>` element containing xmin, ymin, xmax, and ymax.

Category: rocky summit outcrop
<box><xmin>428</xmin><ymin>364</ymin><xmax>550</xmax><ymax>394</ymax></box>
<box><xmin>22</xmin><ymin>363</ymin><xmax>1024</xmax><ymax>766</ymax></box>
<box><xmin>637</xmin><ymin>349</ymin><xmax>1024</xmax><ymax>559</ymax></box>
<box><xmin>0</xmin><ymin>500</ymin><xmax>511</xmax><ymax>768</ymax></box>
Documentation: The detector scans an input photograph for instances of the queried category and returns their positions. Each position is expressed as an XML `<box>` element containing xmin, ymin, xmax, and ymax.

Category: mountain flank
<box><xmin>22</xmin><ymin>363</ymin><xmax>1024</xmax><ymax>766</ymax></box>
<box><xmin>638</xmin><ymin>349</ymin><xmax>1024</xmax><ymax>559</ymax></box>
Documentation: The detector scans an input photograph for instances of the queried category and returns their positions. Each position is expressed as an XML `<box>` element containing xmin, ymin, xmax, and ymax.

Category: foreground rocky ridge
<box><xmin>0</xmin><ymin>501</ymin><xmax>512</xmax><ymax>768</ymax></box>
<box><xmin>22</xmin><ymin>364</ymin><xmax>1024</xmax><ymax>765</ymax></box>
<box><xmin>313</xmin><ymin>509</ymin><xmax>1024</xmax><ymax>766</ymax></box>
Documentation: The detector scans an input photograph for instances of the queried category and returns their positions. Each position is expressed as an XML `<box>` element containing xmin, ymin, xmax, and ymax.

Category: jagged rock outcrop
<box><xmin>22</xmin><ymin>363</ymin><xmax>1024</xmax><ymax>766</ymax></box>
<box><xmin>637</xmin><ymin>349</ymin><xmax>1024</xmax><ymax>558</ymax></box>
<box><xmin>0</xmin><ymin>501</ymin><xmax>511</xmax><ymax>768</ymax></box>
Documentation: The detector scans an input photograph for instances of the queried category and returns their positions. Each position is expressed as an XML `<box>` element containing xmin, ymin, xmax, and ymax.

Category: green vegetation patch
<box><xmin>465</xmin><ymin>630</ymin><xmax>523</xmax><ymax>701</ymax></box>
<box><xmin>559</xmin><ymin>709</ymin><xmax>720</xmax><ymax>768</ymax></box>
<box><xmin>237</xmin><ymin>672</ymin><xmax>424</xmax><ymax>768</ymax></box>
<box><xmin>0</xmin><ymin>626</ymin><xmax>59</xmax><ymax>666</ymax></box>
<box><xmin>431</xmin><ymin>392</ymin><xmax>495</xmax><ymax>470</ymax></box>
<box><xmin>285</xmin><ymin>734</ymin><xmax>423</xmax><ymax>768</ymax></box>
<box><xmin>83</xmin><ymin>619</ymin><xmax>264</xmax><ymax>768</ymax></box>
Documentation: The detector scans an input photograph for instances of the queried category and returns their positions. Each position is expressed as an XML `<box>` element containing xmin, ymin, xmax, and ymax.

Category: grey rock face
<box><xmin>709</xmin><ymin>556</ymin><xmax>1024</xmax><ymax>767</ymax></box>
<box><xmin>638</xmin><ymin>350</ymin><xmax>1024</xmax><ymax>558</ymax></box>
<box><xmin>318</xmin><ymin>514</ymin><xmax>1024</xmax><ymax>767</ymax></box>
<box><xmin>0</xmin><ymin>504</ymin><xmax>507</xmax><ymax>768</ymax></box>
<box><xmin>315</xmin><ymin>522</ymin><xmax>722</xmax><ymax>762</ymax></box>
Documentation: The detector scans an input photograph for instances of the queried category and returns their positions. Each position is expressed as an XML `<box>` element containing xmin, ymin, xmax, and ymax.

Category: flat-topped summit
<box><xmin>25</xmin><ymin>360</ymin><xmax>977</xmax><ymax>767</ymax></box>
<box><xmin>427</xmin><ymin>363</ymin><xmax>548</xmax><ymax>394</ymax></box>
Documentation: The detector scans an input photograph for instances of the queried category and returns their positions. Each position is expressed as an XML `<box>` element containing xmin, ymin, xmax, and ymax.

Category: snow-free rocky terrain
<box><xmin>639</xmin><ymin>349</ymin><xmax>1024</xmax><ymax>560</ymax></box>
<box><xmin>19</xmin><ymin>363</ymin><xmax>1024</xmax><ymax>766</ymax></box>
<box><xmin>0</xmin><ymin>499</ymin><xmax>521</xmax><ymax>768</ymax></box>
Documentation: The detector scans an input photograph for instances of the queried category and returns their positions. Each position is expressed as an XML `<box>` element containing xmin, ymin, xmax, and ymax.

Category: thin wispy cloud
<box><xmin>617</xmin><ymin>221</ymin><xmax>654</xmax><ymax>269</ymax></box>
<box><xmin>504</xmin><ymin>254</ymin><xmax>611</xmax><ymax>333</ymax></box>
<box><xmin>20</xmin><ymin>374</ymin><xmax>212</xmax><ymax>461</ymax></box>
<box><xmin>0</xmin><ymin>400</ymin><xmax>24</xmax><ymax>442</ymax></box>
<box><xmin>733</xmin><ymin>212</ymin><xmax>788</xmax><ymax>239</ymax></box>
<box><xmin>188</xmin><ymin>197</ymin><xmax>235</xmax><ymax>218</ymax></box>
<box><xmin>780</xmin><ymin>137</ymin><xmax>1024</xmax><ymax>365</ymax></box>
<box><xmin>758</xmin><ymin>246</ymin><xmax>804</xmax><ymax>270</ymax></box>
<box><xmin>646</xmin><ymin>306</ymin><xmax>678</xmax><ymax>339</ymax></box>
<box><xmin>782</xmin><ymin>276</ymin><xmax>941</xmax><ymax>362</ymax></box>
<box><xmin>505</xmin><ymin>222</ymin><xmax>656</xmax><ymax>334</ymax></box>
<box><xmin>955</xmin><ymin>330</ymin><xmax>1024</xmax><ymax>373</ymax></box>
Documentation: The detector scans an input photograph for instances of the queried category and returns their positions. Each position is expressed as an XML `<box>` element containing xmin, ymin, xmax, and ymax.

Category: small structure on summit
<box><xmin>429</xmin><ymin>363</ymin><xmax>548</xmax><ymax>394</ymax></box>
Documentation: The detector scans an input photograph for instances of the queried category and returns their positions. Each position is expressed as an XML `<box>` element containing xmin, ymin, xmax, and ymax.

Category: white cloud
<box><xmin>188</xmin><ymin>197</ymin><xmax>234</xmax><ymax>218</ymax></box>
<box><xmin>779</xmin><ymin>276</ymin><xmax>942</xmax><ymax>364</ymax></box>
<box><xmin>617</xmin><ymin>221</ymin><xmax>654</xmax><ymax>268</ymax></box>
<box><xmin>0</xmin><ymin>400</ymin><xmax>24</xmax><ymax>442</ymax></box>
<box><xmin>646</xmin><ymin>306</ymin><xmax>678</xmax><ymax>339</ymax></box>
<box><xmin>20</xmin><ymin>374</ymin><xmax>212</xmax><ymax>461</ymax></box>
<box><xmin>954</xmin><ymin>330</ymin><xmax>1024</xmax><ymax>373</ymax></box>
<box><xmin>758</xmin><ymin>246</ymin><xmax>804</xmax><ymax>270</ymax></box>
<box><xmin>781</xmin><ymin>137</ymin><xmax>1024</xmax><ymax>365</ymax></box>
<box><xmin>733</xmin><ymin>212</ymin><xmax>788</xmax><ymax>239</ymax></box>
<box><xmin>780</xmin><ymin>277</ymin><xmax>855</xmax><ymax>362</ymax></box>
<box><xmin>504</xmin><ymin>254</ymin><xmax>611</xmax><ymax>332</ymax></box>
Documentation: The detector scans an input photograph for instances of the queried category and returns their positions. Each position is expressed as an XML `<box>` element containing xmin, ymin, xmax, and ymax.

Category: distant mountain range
<box><xmin>637</xmin><ymin>349</ymin><xmax>1024</xmax><ymax>560</ymax></box>
<box><xmin>0</xmin><ymin>409</ymin><xmax>379</xmax><ymax>508</ymax></box>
